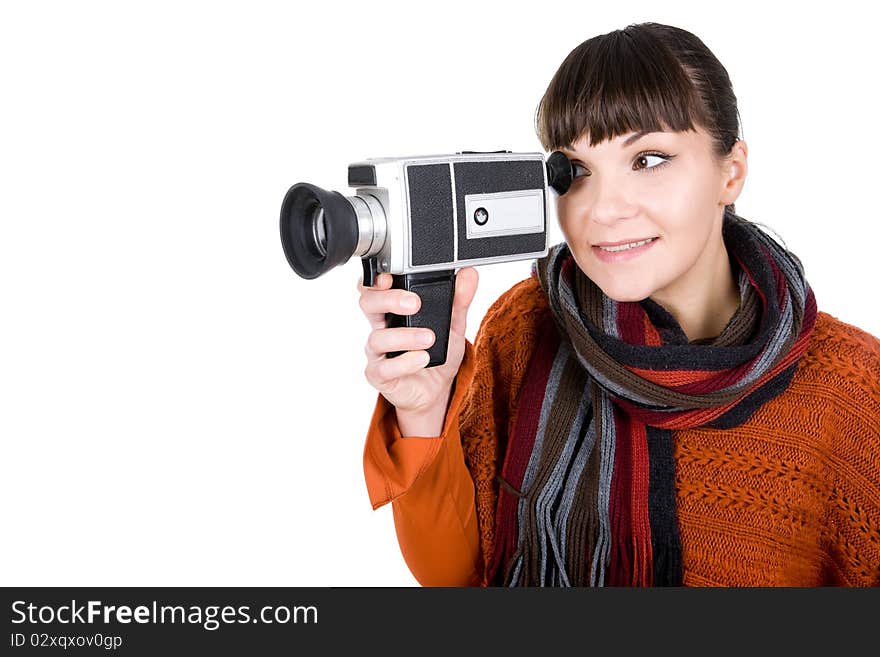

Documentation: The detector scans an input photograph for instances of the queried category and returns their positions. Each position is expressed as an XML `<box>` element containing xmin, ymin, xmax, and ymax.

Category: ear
<box><xmin>719</xmin><ymin>139</ymin><xmax>748</xmax><ymax>206</ymax></box>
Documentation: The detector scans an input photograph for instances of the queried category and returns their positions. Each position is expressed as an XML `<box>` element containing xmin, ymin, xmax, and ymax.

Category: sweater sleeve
<box><xmin>361</xmin><ymin>276</ymin><xmax>544</xmax><ymax>586</ymax></box>
<box><xmin>361</xmin><ymin>338</ymin><xmax>482</xmax><ymax>586</ymax></box>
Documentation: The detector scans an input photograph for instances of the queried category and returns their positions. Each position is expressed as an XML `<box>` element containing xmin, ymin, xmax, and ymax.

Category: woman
<box><xmin>357</xmin><ymin>22</ymin><xmax>880</xmax><ymax>586</ymax></box>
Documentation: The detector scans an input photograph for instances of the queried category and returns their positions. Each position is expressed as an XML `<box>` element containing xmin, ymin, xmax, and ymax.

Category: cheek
<box><xmin>643</xmin><ymin>172</ymin><xmax>716</xmax><ymax>236</ymax></box>
<box><xmin>556</xmin><ymin>165</ymin><xmax>715</xmax><ymax>238</ymax></box>
<box><xmin>663</xmin><ymin>161</ymin><xmax>719</xmax><ymax>210</ymax></box>
<box><xmin>556</xmin><ymin>197</ymin><xmax>584</xmax><ymax>238</ymax></box>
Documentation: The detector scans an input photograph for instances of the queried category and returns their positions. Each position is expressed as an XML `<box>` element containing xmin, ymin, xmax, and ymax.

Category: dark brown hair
<box><xmin>535</xmin><ymin>22</ymin><xmax>742</xmax><ymax>213</ymax></box>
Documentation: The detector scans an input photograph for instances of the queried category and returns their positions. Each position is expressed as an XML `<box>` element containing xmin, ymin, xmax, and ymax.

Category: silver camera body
<box><xmin>280</xmin><ymin>149</ymin><xmax>573</xmax><ymax>366</ymax></box>
<box><xmin>347</xmin><ymin>150</ymin><xmax>554</xmax><ymax>282</ymax></box>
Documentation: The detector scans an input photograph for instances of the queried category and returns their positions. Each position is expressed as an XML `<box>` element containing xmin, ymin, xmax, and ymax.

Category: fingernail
<box><xmin>420</xmin><ymin>330</ymin><xmax>434</xmax><ymax>345</ymax></box>
<box><xmin>401</xmin><ymin>296</ymin><xmax>418</xmax><ymax>310</ymax></box>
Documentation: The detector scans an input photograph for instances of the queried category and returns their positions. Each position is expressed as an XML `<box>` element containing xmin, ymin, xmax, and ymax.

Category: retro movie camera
<box><xmin>279</xmin><ymin>149</ymin><xmax>576</xmax><ymax>367</ymax></box>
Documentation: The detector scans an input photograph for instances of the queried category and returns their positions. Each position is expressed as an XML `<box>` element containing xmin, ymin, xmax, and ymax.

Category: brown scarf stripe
<box><xmin>518</xmin><ymin>354</ymin><xmax>586</xmax><ymax>585</ymax></box>
<box><xmin>487</xmin><ymin>208</ymin><xmax>818</xmax><ymax>586</ymax></box>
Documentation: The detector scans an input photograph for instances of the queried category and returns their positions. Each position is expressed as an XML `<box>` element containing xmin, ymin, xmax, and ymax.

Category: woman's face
<box><xmin>556</xmin><ymin>125</ymin><xmax>736</xmax><ymax>303</ymax></box>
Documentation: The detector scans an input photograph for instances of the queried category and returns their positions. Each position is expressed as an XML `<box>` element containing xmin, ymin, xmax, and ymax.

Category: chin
<box><xmin>593</xmin><ymin>276</ymin><xmax>655</xmax><ymax>303</ymax></box>
<box><xmin>604</xmin><ymin>290</ymin><xmax>653</xmax><ymax>303</ymax></box>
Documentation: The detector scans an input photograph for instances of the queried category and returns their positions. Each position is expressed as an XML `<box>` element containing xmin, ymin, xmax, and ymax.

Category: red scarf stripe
<box><xmin>608</xmin><ymin>407</ymin><xmax>633</xmax><ymax>586</ymax></box>
<box><xmin>737</xmin><ymin>247</ymin><xmax>768</xmax><ymax>310</ymax></box>
<box><xmin>626</xmin><ymin>342</ymin><xmax>766</xmax><ymax>392</ymax></box>
<box><xmin>663</xmin><ymin>274</ymin><xmax>813</xmax><ymax>397</ymax></box>
<box><xmin>505</xmin><ymin>321</ymin><xmax>561</xmax><ymax>490</ymax></box>
<box><xmin>520</xmin><ymin>212</ymin><xmax>816</xmax><ymax>587</ymax></box>
<box><xmin>644</xmin><ymin>359</ymin><xmax>755</xmax><ymax>394</ymax></box>
<box><xmin>607</xmin><ymin>406</ymin><xmax>654</xmax><ymax>586</ymax></box>
<box><xmin>630</xmin><ymin>416</ymin><xmax>653</xmax><ymax>586</ymax></box>
<box><xmin>643</xmin><ymin>310</ymin><xmax>663</xmax><ymax>346</ymax></box>
<box><xmin>625</xmin><ymin>255</ymin><xmax>810</xmax><ymax>396</ymax></box>
<box><xmin>675</xmin><ymin>288</ymin><xmax>817</xmax><ymax>424</ymax></box>
<box><xmin>673</xmin><ymin>359</ymin><xmax>759</xmax><ymax>394</ymax></box>
<box><xmin>769</xmin><ymin>250</ymin><xmax>788</xmax><ymax>308</ymax></box>
<box><xmin>617</xmin><ymin>362</ymin><xmax>784</xmax><ymax>428</ymax></box>
<box><xmin>610</xmin><ymin>300</ymin><xmax>653</xmax><ymax>586</ymax></box>
<box><xmin>488</xmin><ymin>316</ymin><xmax>560</xmax><ymax>582</ymax></box>
<box><xmin>617</xmin><ymin>298</ymin><xmax>645</xmax><ymax>344</ymax></box>
<box><xmin>627</xmin><ymin>365</ymin><xmax>724</xmax><ymax>386</ymax></box>
<box><xmin>613</xmin><ymin>314</ymin><xmax>816</xmax><ymax>430</ymax></box>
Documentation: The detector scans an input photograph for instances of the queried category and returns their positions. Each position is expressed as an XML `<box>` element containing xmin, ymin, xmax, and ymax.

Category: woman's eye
<box><xmin>571</xmin><ymin>152</ymin><xmax>671</xmax><ymax>180</ymax></box>
<box><xmin>635</xmin><ymin>153</ymin><xmax>670</xmax><ymax>171</ymax></box>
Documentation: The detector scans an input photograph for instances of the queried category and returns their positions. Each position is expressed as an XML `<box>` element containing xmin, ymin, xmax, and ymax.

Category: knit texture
<box><xmin>363</xmin><ymin>273</ymin><xmax>880</xmax><ymax>586</ymax></box>
<box><xmin>490</xmin><ymin>211</ymin><xmax>818</xmax><ymax>587</ymax></box>
<box><xmin>458</xmin><ymin>277</ymin><xmax>880</xmax><ymax>586</ymax></box>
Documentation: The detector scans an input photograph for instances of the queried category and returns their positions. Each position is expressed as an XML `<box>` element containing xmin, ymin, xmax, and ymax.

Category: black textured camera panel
<box><xmin>348</xmin><ymin>165</ymin><xmax>377</xmax><ymax>187</ymax></box>
<box><xmin>454</xmin><ymin>159</ymin><xmax>546</xmax><ymax>261</ymax></box>
<box><xmin>385</xmin><ymin>270</ymin><xmax>455</xmax><ymax>367</ymax></box>
<box><xmin>407</xmin><ymin>163</ymin><xmax>454</xmax><ymax>266</ymax></box>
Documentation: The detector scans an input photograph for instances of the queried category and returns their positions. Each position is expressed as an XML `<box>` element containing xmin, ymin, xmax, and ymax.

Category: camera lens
<box><xmin>311</xmin><ymin>206</ymin><xmax>328</xmax><ymax>257</ymax></box>
<box><xmin>280</xmin><ymin>183</ymin><xmax>360</xmax><ymax>279</ymax></box>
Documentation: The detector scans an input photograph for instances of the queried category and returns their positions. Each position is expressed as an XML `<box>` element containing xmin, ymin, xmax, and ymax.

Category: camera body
<box><xmin>280</xmin><ymin>149</ymin><xmax>573</xmax><ymax>366</ymax></box>
<box><xmin>348</xmin><ymin>150</ymin><xmax>553</xmax><ymax>282</ymax></box>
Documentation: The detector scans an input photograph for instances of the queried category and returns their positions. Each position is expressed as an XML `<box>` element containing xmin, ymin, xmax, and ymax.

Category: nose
<box><xmin>588</xmin><ymin>175</ymin><xmax>637</xmax><ymax>226</ymax></box>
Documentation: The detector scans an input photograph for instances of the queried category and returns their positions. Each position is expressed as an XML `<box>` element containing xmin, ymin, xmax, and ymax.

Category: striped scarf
<box><xmin>488</xmin><ymin>208</ymin><xmax>818</xmax><ymax>586</ymax></box>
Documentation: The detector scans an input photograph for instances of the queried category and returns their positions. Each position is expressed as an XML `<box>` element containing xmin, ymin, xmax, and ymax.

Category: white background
<box><xmin>1</xmin><ymin>0</ymin><xmax>877</xmax><ymax>586</ymax></box>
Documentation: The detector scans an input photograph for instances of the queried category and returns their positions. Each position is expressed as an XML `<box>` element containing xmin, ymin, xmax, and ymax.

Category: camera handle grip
<box><xmin>362</xmin><ymin>257</ymin><xmax>455</xmax><ymax>368</ymax></box>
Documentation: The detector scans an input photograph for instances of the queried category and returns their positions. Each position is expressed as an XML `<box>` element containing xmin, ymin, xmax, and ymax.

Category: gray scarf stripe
<box><xmin>738</xmin><ymin>292</ymin><xmax>794</xmax><ymax>384</ymax></box>
<box><xmin>555</xmin><ymin>241</ymin><xmax>800</xmax><ymax>404</ymax></box>
<box><xmin>507</xmin><ymin>555</ymin><xmax>523</xmax><ymax>588</ymax></box>
<box><xmin>558</xmin><ymin>270</ymin><xmax>662</xmax><ymax>405</ymax></box>
<box><xmin>552</xmin><ymin>404</ymin><xmax>598</xmax><ymax>586</ymax></box>
<box><xmin>512</xmin><ymin>341</ymin><xmax>570</xmax><ymax>584</ymax></box>
<box><xmin>500</xmin><ymin>209</ymin><xmax>815</xmax><ymax>588</ymax></box>
<box><xmin>537</xmin><ymin>380</ymin><xmax>591</xmax><ymax>586</ymax></box>
<box><xmin>590</xmin><ymin>389</ymin><xmax>616</xmax><ymax>586</ymax></box>
<box><xmin>603</xmin><ymin>289</ymin><xmax>618</xmax><ymax>334</ymax></box>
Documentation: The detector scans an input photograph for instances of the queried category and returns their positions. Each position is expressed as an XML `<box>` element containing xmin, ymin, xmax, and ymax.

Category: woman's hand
<box><xmin>358</xmin><ymin>268</ymin><xmax>479</xmax><ymax>430</ymax></box>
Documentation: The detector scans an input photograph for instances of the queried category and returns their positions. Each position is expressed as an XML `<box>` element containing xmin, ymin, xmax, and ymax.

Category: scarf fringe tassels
<box><xmin>488</xmin><ymin>208</ymin><xmax>817</xmax><ymax>587</ymax></box>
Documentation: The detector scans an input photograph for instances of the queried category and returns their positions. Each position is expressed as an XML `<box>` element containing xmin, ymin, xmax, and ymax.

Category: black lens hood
<box><xmin>280</xmin><ymin>182</ymin><xmax>359</xmax><ymax>279</ymax></box>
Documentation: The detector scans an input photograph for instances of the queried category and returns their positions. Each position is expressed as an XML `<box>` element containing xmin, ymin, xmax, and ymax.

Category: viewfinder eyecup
<box><xmin>546</xmin><ymin>151</ymin><xmax>575</xmax><ymax>196</ymax></box>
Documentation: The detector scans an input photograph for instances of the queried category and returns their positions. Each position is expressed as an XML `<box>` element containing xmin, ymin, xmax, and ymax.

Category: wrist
<box><xmin>395</xmin><ymin>385</ymin><xmax>454</xmax><ymax>438</ymax></box>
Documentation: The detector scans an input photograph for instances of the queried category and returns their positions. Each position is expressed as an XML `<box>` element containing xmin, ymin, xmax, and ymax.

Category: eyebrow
<box><xmin>563</xmin><ymin>130</ymin><xmax>657</xmax><ymax>159</ymax></box>
<box><xmin>623</xmin><ymin>130</ymin><xmax>653</xmax><ymax>146</ymax></box>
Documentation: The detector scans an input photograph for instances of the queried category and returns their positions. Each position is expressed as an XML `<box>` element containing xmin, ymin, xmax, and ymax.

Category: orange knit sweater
<box><xmin>363</xmin><ymin>276</ymin><xmax>880</xmax><ymax>586</ymax></box>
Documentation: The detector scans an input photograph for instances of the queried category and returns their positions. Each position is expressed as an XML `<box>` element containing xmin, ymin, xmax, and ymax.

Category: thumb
<box><xmin>449</xmin><ymin>267</ymin><xmax>478</xmax><ymax>337</ymax></box>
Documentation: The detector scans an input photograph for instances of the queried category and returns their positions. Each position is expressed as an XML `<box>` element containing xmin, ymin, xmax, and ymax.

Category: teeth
<box><xmin>599</xmin><ymin>237</ymin><xmax>656</xmax><ymax>252</ymax></box>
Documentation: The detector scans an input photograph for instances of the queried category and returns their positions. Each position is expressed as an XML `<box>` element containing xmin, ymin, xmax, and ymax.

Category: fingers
<box><xmin>358</xmin><ymin>272</ymin><xmax>434</xmax><ymax>369</ymax></box>
<box><xmin>358</xmin><ymin>268</ymin><xmax>476</xmax><ymax>342</ymax></box>
<box><xmin>364</xmin><ymin>349</ymin><xmax>431</xmax><ymax>392</ymax></box>
<box><xmin>364</xmin><ymin>326</ymin><xmax>435</xmax><ymax>363</ymax></box>
<box><xmin>449</xmin><ymin>267</ymin><xmax>478</xmax><ymax>338</ymax></box>
<box><xmin>357</xmin><ymin>272</ymin><xmax>422</xmax><ymax>331</ymax></box>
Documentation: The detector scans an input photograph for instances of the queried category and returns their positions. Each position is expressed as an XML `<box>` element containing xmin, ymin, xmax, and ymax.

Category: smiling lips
<box><xmin>591</xmin><ymin>236</ymin><xmax>659</xmax><ymax>263</ymax></box>
<box><xmin>593</xmin><ymin>236</ymin><xmax>658</xmax><ymax>248</ymax></box>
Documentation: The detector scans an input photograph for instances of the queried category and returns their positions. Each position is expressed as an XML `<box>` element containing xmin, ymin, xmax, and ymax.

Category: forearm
<box><xmin>390</xmin><ymin>418</ymin><xmax>482</xmax><ymax>586</ymax></box>
<box><xmin>362</xmin><ymin>340</ymin><xmax>482</xmax><ymax>585</ymax></box>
